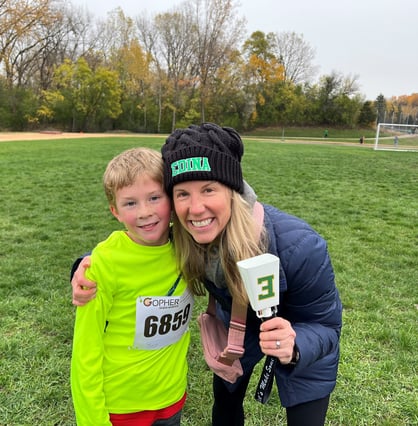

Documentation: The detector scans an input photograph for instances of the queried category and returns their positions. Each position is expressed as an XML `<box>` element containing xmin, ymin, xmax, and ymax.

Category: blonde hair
<box><xmin>103</xmin><ymin>147</ymin><xmax>164</xmax><ymax>207</ymax></box>
<box><xmin>172</xmin><ymin>190</ymin><xmax>266</xmax><ymax>306</ymax></box>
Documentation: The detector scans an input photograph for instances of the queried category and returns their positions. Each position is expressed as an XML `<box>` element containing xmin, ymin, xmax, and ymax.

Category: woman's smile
<box><xmin>190</xmin><ymin>218</ymin><xmax>213</xmax><ymax>228</ymax></box>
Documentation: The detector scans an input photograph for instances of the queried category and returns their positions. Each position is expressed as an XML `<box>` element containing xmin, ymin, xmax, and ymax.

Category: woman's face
<box><xmin>172</xmin><ymin>180</ymin><xmax>232</xmax><ymax>244</ymax></box>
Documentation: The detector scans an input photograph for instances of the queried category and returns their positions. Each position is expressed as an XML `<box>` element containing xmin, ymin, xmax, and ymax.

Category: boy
<box><xmin>71</xmin><ymin>147</ymin><xmax>193</xmax><ymax>425</ymax></box>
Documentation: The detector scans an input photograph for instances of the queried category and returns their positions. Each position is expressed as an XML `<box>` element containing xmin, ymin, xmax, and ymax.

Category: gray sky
<box><xmin>74</xmin><ymin>0</ymin><xmax>418</xmax><ymax>101</ymax></box>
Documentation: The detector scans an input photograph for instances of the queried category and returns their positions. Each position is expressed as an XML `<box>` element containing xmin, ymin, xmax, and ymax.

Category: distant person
<box><xmin>71</xmin><ymin>147</ymin><xmax>192</xmax><ymax>425</ymax></box>
<box><xmin>324</xmin><ymin>129</ymin><xmax>328</xmax><ymax>138</ymax></box>
<box><xmin>394</xmin><ymin>135</ymin><xmax>399</xmax><ymax>147</ymax></box>
<box><xmin>359</xmin><ymin>136</ymin><xmax>364</xmax><ymax>144</ymax></box>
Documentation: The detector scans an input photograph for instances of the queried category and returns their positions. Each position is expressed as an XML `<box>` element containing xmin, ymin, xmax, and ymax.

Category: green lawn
<box><xmin>0</xmin><ymin>136</ymin><xmax>417</xmax><ymax>425</ymax></box>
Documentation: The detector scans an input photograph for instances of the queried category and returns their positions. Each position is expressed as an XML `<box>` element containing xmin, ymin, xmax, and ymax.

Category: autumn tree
<box><xmin>40</xmin><ymin>58</ymin><xmax>122</xmax><ymax>131</ymax></box>
<box><xmin>136</xmin><ymin>11</ymin><xmax>184</xmax><ymax>132</ymax></box>
<box><xmin>307</xmin><ymin>71</ymin><xmax>362</xmax><ymax>126</ymax></box>
<box><xmin>135</xmin><ymin>12</ymin><xmax>165</xmax><ymax>131</ymax></box>
<box><xmin>188</xmin><ymin>0</ymin><xmax>246</xmax><ymax>122</ymax></box>
<box><xmin>8</xmin><ymin>4</ymin><xmax>97</xmax><ymax>91</ymax></box>
<box><xmin>0</xmin><ymin>0</ymin><xmax>55</xmax><ymax>128</ymax></box>
<box><xmin>115</xmin><ymin>39</ymin><xmax>152</xmax><ymax>131</ymax></box>
<box><xmin>243</xmin><ymin>31</ymin><xmax>278</xmax><ymax>84</ymax></box>
<box><xmin>0</xmin><ymin>1</ymin><xmax>105</xmax><ymax>129</ymax></box>
<box><xmin>203</xmin><ymin>48</ymin><xmax>248</xmax><ymax>129</ymax></box>
<box><xmin>0</xmin><ymin>0</ymin><xmax>58</xmax><ymax>87</ymax></box>
<box><xmin>135</xmin><ymin>0</ymin><xmax>246</xmax><ymax>130</ymax></box>
<box><xmin>406</xmin><ymin>93</ymin><xmax>418</xmax><ymax>124</ymax></box>
<box><xmin>91</xmin><ymin>8</ymin><xmax>157</xmax><ymax>131</ymax></box>
<box><xmin>153</xmin><ymin>10</ymin><xmax>196</xmax><ymax>131</ymax></box>
<box><xmin>242</xmin><ymin>31</ymin><xmax>285</xmax><ymax>127</ymax></box>
<box><xmin>273</xmin><ymin>31</ymin><xmax>318</xmax><ymax>85</ymax></box>
<box><xmin>389</xmin><ymin>94</ymin><xmax>418</xmax><ymax>125</ymax></box>
<box><xmin>95</xmin><ymin>7</ymin><xmax>137</xmax><ymax>66</ymax></box>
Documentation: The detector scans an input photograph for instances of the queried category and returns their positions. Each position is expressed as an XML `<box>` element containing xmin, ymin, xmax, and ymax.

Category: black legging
<box><xmin>212</xmin><ymin>372</ymin><xmax>252</xmax><ymax>426</ymax></box>
<box><xmin>286</xmin><ymin>395</ymin><xmax>330</xmax><ymax>426</ymax></box>
<box><xmin>212</xmin><ymin>373</ymin><xmax>330</xmax><ymax>426</ymax></box>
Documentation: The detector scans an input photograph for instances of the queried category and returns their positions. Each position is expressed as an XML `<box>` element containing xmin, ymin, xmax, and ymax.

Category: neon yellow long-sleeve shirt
<box><xmin>71</xmin><ymin>231</ymin><xmax>192</xmax><ymax>425</ymax></box>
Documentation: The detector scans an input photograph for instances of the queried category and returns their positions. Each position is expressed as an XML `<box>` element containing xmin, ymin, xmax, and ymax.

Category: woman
<box><xmin>72</xmin><ymin>123</ymin><xmax>342</xmax><ymax>426</ymax></box>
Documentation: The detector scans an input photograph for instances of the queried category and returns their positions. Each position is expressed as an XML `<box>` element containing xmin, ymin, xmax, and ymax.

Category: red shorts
<box><xmin>109</xmin><ymin>393</ymin><xmax>186</xmax><ymax>426</ymax></box>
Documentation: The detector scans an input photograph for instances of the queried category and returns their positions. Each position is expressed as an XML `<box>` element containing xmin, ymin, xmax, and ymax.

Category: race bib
<box><xmin>133</xmin><ymin>289</ymin><xmax>194</xmax><ymax>350</ymax></box>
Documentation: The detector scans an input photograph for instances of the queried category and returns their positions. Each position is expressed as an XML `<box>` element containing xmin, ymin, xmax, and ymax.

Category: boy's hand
<box><xmin>71</xmin><ymin>256</ymin><xmax>97</xmax><ymax>306</ymax></box>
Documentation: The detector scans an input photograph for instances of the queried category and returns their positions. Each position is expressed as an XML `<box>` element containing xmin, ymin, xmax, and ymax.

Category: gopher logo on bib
<box><xmin>133</xmin><ymin>289</ymin><xmax>194</xmax><ymax>350</ymax></box>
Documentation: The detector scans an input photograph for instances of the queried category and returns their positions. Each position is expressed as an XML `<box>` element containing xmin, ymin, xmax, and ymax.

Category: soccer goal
<box><xmin>374</xmin><ymin>123</ymin><xmax>418</xmax><ymax>151</ymax></box>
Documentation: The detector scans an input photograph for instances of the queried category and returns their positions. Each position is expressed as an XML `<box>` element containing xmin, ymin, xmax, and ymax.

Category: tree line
<box><xmin>1</xmin><ymin>0</ymin><xmax>417</xmax><ymax>133</ymax></box>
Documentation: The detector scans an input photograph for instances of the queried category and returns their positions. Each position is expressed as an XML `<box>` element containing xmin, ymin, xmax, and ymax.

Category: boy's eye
<box><xmin>126</xmin><ymin>201</ymin><xmax>136</xmax><ymax>207</ymax></box>
<box><xmin>150</xmin><ymin>195</ymin><xmax>160</xmax><ymax>202</ymax></box>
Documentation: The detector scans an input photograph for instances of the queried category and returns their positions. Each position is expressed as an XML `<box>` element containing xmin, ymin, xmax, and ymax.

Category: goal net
<box><xmin>374</xmin><ymin>123</ymin><xmax>418</xmax><ymax>151</ymax></box>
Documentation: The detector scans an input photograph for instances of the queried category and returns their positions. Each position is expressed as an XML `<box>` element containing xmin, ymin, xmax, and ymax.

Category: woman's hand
<box><xmin>259</xmin><ymin>317</ymin><xmax>296</xmax><ymax>364</ymax></box>
<box><xmin>71</xmin><ymin>256</ymin><xmax>97</xmax><ymax>306</ymax></box>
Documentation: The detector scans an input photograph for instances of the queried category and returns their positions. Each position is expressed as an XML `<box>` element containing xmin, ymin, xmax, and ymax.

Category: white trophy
<box><xmin>237</xmin><ymin>253</ymin><xmax>281</xmax><ymax>403</ymax></box>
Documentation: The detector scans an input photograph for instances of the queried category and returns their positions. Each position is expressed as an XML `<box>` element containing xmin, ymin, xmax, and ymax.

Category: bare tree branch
<box><xmin>273</xmin><ymin>31</ymin><xmax>318</xmax><ymax>85</ymax></box>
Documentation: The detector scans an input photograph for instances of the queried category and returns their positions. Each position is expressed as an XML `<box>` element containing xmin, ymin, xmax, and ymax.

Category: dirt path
<box><xmin>0</xmin><ymin>131</ymin><xmax>141</xmax><ymax>142</ymax></box>
<box><xmin>0</xmin><ymin>131</ymin><xmax>366</xmax><ymax>146</ymax></box>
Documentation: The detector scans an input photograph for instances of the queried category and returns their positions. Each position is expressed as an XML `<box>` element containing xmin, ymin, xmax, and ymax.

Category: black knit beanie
<box><xmin>161</xmin><ymin>123</ymin><xmax>244</xmax><ymax>195</ymax></box>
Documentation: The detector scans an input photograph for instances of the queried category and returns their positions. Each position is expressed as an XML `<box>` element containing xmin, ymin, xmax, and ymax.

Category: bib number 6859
<box><xmin>143</xmin><ymin>303</ymin><xmax>191</xmax><ymax>337</ymax></box>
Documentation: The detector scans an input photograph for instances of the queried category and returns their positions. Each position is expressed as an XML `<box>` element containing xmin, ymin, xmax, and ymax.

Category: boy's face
<box><xmin>110</xmin><ymin>174</ymin><xmax>171</xmax><ymax>246</ymax></box>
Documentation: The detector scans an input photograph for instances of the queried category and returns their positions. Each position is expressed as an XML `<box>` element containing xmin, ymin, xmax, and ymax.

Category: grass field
<box><xmin>0</xmin><ymin>135</ymin><xmax>417</xmax><ymax>425</ymax></box>
<box><xmin>242</xmin><ymin>126</ymin><xmax>418</xmax><ymax>149</ymax></box>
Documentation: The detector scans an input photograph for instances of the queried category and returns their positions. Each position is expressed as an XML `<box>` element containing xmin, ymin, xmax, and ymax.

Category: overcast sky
<box><xmin>73</xmin><ymin>0</ymin><xmax>418</xmax><ymax>101</ymax></box>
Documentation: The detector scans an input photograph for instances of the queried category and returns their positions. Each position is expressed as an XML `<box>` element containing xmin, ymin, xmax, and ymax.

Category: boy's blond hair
<box><xmin>103</xmin><ymin>147</ymin><xmax>164</xmax><ymax>207</ymax></box>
